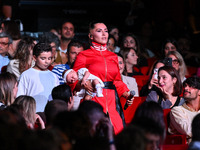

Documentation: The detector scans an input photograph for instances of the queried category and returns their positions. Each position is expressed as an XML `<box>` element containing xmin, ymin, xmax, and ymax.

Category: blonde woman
<box><xmin>14</xmin><ymin>95</ymin><xmax>45</xmax><ymax>129</ymax></box>
<box><xmin>166</xmin><ymin>51</ymin><xmax>188</xmax><ymax>82</ymax></box>
<box><xmin>0</xmin><ymin>72</ymin><xmax>18</xmax><ymax>110</ymax></box>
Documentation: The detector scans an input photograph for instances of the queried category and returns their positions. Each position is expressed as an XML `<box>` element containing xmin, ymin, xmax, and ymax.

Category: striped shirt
<box><xmin>52</xmin><ymin>64</ymin><xmax>70</xmax><ymax>84</ymax></box>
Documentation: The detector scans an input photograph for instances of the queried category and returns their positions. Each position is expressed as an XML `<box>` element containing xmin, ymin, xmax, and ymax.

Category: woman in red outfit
<box><xmin>73</xmin><ymin>21</ymin><xmax>133</xmax><ymax>134</ymax></box>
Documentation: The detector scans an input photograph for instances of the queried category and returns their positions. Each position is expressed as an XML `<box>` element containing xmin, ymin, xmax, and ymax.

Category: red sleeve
<box><xmin>73</xmin><ymin>52</ymin><xmax>86</xmax><ymax>71</ymax></box>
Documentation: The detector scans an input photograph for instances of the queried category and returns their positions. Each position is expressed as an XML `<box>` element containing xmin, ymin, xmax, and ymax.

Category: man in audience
<box><xmin>0</xmin><ymin>32</ymin><xmax>12</xmax><ymax>73</ymax></box>
<box><xmin>169</xmin><ymin>76</ymin><xmax>200</xmax><ymax>142</ymax></box>
<box><xmin>52</xmin><ymin>40</ymin><xmax>84</xmax><ymax>85</ymax></box>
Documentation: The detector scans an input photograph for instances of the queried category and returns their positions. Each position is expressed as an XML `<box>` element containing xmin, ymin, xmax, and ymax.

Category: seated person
<box><xmin>168</xmin><ymin>76</ymin><xmax>200</xmax><ymax>143</ymax></box>
<box><xmin>146</xmin><ymin>66</ymin><xmax>184</xmax><ymax>109</ymax></box>
<box><xmin>63</xmin><ymin>68</ymin><xmax>104</xmax><ymax>100</ymax></box>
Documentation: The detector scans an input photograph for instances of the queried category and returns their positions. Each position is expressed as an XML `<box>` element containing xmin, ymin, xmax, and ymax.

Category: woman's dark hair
<box><xmin>158</xmin><ymin>66</ymin><xmax>182</xmax><ymax>96</ymax></box>
<box><xmin>51</xmin><ymin>84</ymin><xmax>72</xmax><ymax>103</ymax></box>
<box><xmin>161</xmin><ymin>37</ymin><xmax>179</xmax><ymax>57</ymax></box>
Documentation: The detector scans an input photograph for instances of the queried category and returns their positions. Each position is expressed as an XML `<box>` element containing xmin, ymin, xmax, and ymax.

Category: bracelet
<box><xmin>109</xmin><ymin>139</ymin><xmax>115</xmax><ymax>145</ymax></box>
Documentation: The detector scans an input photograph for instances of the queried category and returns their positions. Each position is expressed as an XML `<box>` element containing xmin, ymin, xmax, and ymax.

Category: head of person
<box><xmin>0</xmin><ymin>20</ymin><xmax>21</xmax><ymax>40</ymax></box>
<box><xmin>51</xmin><ymin>84</ymin><xmax>74</xmax><ymax>110</ymax></box>
<box><xmin>132</xmin><ymin>101</ymin><xmax>166</xmax><ymax>143</ymax></box>
<box><xmin>78</xmin><ymin>100</ymin><xmax>105</xmax><ymax>136</ymax></box>
<box><xmin>60</xmin><ymin>21</ymin><xmax>75</xmax><ymax>41</ymax></box>
<box><xmin>108</xmin><ymin>25</ymin><xmax>119</xmax><ymax>42</ymax></box>
<box><xmin>39</xmin><ymin>32</ymin><xmax>60</xmax><ymax>58</ymax></box>
<box><xmin>107</xmin><ymin>34</ymin><xmax>116</xmax><ymax>52</ymax></box>
<box><xmin>67</xmin><ymin>40</ymin><xmax>84</xmax><ymax>67</ymax></box>
<box><xmin>183</xmin><ymin>76</ymin><xmax>200</xmax><ymax>101</ymax></box>
<box><xmin>0</xmin><ymin>72</ymin><xmax>18</xmax><ymax>106</ymax></box>
<box><xmin>121</xmin><ymin>47</ymin><xmax>138</xmax><ymax>67</ymax></box>
<box><xmin>166</xmin><ymin>51</ymin><xmax>187</xmax><ymax>81</ymax></box>
<box><xmin>122</xmin><ymin>33</ymin><xmax>140</xmax><ymax>52</ymax></box>
<box><xmin>63</xmin><ymin>69</ymin><xmax>78</xmax><ymax>84</ymax></box>
<box><xmin>0</xmin><ymin>32</ymin><xmax>13</xmax><ymax>56</ymax></box>
<box><xmin>162</xmin><ymin>38</ymin><xmax>178</xmax><ymax>57</ymax></box>
<box><xmin>148</xmin><ymin>60</ymin><xmax>166</xmax><ymax>80</ymax></box>
<box><xmin>117</xmin><ymin>53</ymin><xmax>126</xmax><ymax>75</ymax></box>
<box><xmin>191</xmin><ymin>113</ymin><xmax>200</xmax><ymax>141</ymax></box>
<box><xmin>33</xmin><ymin>42</ymin><xmax>52</xmax><ymax>71</ymax></box>
<box><xmin>44</xmin><ymin>99</ymin><xmax>68</xmax><ymax>127</ymax></box>
<box><xmin>88</xmin><ymin>21</ymin><xmax>108</xmax><ymax>45</ymax></box>
<box><xmin>14</xmin><ymin>36</ymin><xmax>36</xmax><ymax>73</ymax></box>
<box><xmin>14</xmin><ymin>95</ymin><xmax>36</xmax><ymax>128</ymax></box>
<box><xmin>158</xmin><ymin>66</ymin><xmax>182</xmax><ymax>96</ymax></box>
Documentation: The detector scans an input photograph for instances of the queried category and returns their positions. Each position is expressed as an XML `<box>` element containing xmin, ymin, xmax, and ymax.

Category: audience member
<box><xmin>115</xmin><ymin>125</ymin><xmax>147</xmax><ymax>150</ymax></box>
<box><xmin>161</xmin><ymin>37</ymin><xmax>179</xmax><ymax>58</ymax></box>
<box><xmin>146</xmin><ymin>66</ymin><xmax>184</xmax><ymax>109</ymax></box>
<box><xmin>166</xmin><ymin>50</ymin><xmax>188</xmax><ymax>82</ymax></box>
<box><xmin>140</xmin><ymin>59</ymin><xmax>165</xmax><ymax>96</ymax></box>
<box><xmin>39</xmin><ymin>32</ymin><xmax>61</xmax><ymax>68</ymax></box>
<box><xmin>44</xmin><ymin>100</ymin><xmax>68</xmax><ymax>128</ymax></box>
<box><xmin>169</xmin><ymin>76</ymin><xmax>200</xmax><ymax>142</ymax></box>
<box><xmin>0</xmin><ymin>20</ymin><xmax>21</xmax><ymax>58</ymax></box>
<box><xmin>14</xmin><ymin>95</ymin><xmax>45</xmax><ymax>129</ymax></box>
<box><xmin>0</xmin><ymin>32</ymin><xmax>12</xmax><ymax>73</ymax></box>
<box><xmin>51</xmin><ymin>84</ymin><xmax>74</xmax><ymax>111</ymax></box>
<box><xmin>52</xmin><ymin>40</ymin><xmax>84</xmax><ymax>84</ymax></box>
<box><xmin>120</xmin><ymin>47</ymin><xmax>142</xmax><ymax>76</ymax></box>
<box><xmin>107</xmin><ymin>34</ymin><xmax>117</xmax><ymax>53</ymax></box>
<box><xmin>57</xmin><ymin>21</ymin><xmax>75</xmax><ymax>64</ymax></box>
<box><xmin>7</xmin><ymin>35</ymin><xmax>36</xmax><ymax>80</ymax></box>
<box><xmin>17</xmin><ymin>42</ymin><xmax>59</xmax><ymax>112</ymax></box>
<box><xmin>188</xmin><ymin>113</ymin><xmax>200</xmax><ymax>150</ymax></box>
<box><xmin>117</xmin><ymin>53</ymin><xmax>139</xmax><ymax>96</ymax></box>
<box><xmin>0</xmin><ymin>72</ymin><xmax>18</xmax><ymax>110</ymax></box>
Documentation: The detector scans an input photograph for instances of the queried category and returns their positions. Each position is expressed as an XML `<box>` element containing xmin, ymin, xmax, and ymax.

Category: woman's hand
<box><xmin>148</xmin><ymin>73</ymin><xmax>159</xmax><ymax>89</ymax></box>
<box><xmin>35</xmin><ymin>114</ymin><xmax>45</xmax><ymax>130</ymax></box>
<box><xmin>123</xmin><ymin>91</ymin><xmax>134</xmax><ymax>106</ymax></box>
<box><xmin>158</xmin><ymin>86</ymin><xmax>172</xmax><ymax>100</ymax></box>
<box><xmin>83</xmin><ymin>80</ymin><xmax>94</xmax><ymax>95</ymax></box>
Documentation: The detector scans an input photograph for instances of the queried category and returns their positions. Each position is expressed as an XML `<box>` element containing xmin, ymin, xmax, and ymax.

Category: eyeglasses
<box><xmin>172</xmin><ymin>59</ymin><xmax>179</xmax><ymax>64</ymax></box>
<box><xmin>0</xmin><ymin>42</ymin><xmax>10</xmax><ymax>46</ymax></box>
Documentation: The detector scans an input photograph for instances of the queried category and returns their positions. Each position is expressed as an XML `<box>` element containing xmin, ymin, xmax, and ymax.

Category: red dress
<box><xmin>73</xmin><ymin>42</ymin><xmax>129</xmax><ymax>134</ymax></box>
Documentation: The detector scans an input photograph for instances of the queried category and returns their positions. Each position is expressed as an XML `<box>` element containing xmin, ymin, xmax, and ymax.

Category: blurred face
<box><xmin>61</xmin><ymin>22</ymin><xmax>75</xmax><ymax>40</ymax></box>
<box><xmin>50</xmin><ymin>42</ymin><xmax>57</xmax><ymax>57</ymax></box>
<box><xmin>0</xmin><ymin>37</ymin><xmax>10</xmax><ymax>56</ymax></box>
<box><xmin>158</xmin><ymin>70</ymin><xmax>177</xmax><ymax>93</ymax></box>
<box><xmin>126</xmin><ymin>49</ymin><xmax>138</xmax><ymax>65</ymax></box>
<box><xmin>164</xmin><ymin>42</ymin><xmax>176</xmax><ymax>56</ymax></box>
<box><xmin>123</xmin><ymin>36</ymin><xmax>137</xmax><ymax>49</ymax></box>
<box><xmin>107</xmin><ymin>37</ymin><xmax>115</xmax><ymax>52</ymax></box>
<box><xmin>69</xmin><ymin>46</ymin><xmax>84</xmax><ymax>64</ymax></box>
<box><xmin>109</xmin><ymin>28</ymin><xmax>119</xmax><ymax>41</ymax></box>
<box><xmin>89</xmin><ymin>23</ymin><xmax>108</xmax><ymax>45</ymax></box>
<box><xmin>66</xmin><ymin>70</ymin><xmax>78</xmax><ymax>83</ymax></box>
<box><xmin>168</xmin><ymin>54</ymin><xmax>179</xmax><ymax>71</ymax></box>
<box><xmin>33</xmin><ymin>51</ymin><xmax>52</xmax><ymax>71</ymax></box>
<box><xmin>145</xmin><ymin>133</ymin><xmax>160</xmax><ymax>150</ymax></box>
<box><xmin>183</xmin><ymin>83</ymin><xmax>200</xmax><ymax>101</ymax></box>
<box><xmin>118</xmin><ymin>56</ymin><xmax>125</xmax><ymax>74</ymax></box>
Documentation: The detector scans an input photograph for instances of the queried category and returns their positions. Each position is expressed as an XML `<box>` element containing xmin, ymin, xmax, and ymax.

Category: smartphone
<box><xmin>163</xmin><ymin>57</ymin><xmax>172</xmax><ymax>67</ymax></box>
<box><xmin>153</xmin><ymin>68</ymin><xmax>158</xmax><ymax>79</ymax></box>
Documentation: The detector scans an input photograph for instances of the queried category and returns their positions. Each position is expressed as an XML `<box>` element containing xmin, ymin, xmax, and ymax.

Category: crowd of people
<box><xmin>0</xmin><ymin>10</ymin><xmax>200</xmax><ymax>150</ymax></box>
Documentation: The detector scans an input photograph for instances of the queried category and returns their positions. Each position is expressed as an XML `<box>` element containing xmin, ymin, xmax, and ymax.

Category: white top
<box><xmin>169</xmin><ymin>103</ymin><xmax>200</xmax><ymax>139</ymax></box>
<box><xmin>121</xmin><ymin>75</ymin><xmax>139</xmax><ymax>97</ymax></box>
<box><xmin>78</xmin><ymin>68</ymin><xmax>104</xmax><ymax>87</ymax></box>
<box><xmin>17</xmin><ymin>68</ymin><xmax>59</xmax><ymax>112</ymax></box>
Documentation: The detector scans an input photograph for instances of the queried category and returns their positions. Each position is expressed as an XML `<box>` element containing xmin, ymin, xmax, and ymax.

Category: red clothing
<box><xmin>73</xmin><ymin>43</ymin><xmax>129</xmax><ymax>134</ymax></box>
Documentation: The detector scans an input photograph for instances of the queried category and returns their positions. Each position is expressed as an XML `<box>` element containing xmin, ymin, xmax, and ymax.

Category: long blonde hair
<box><xmin>166</xmin><ymin>51</ymin><xmax>188</xmax><ymax>82</ymax></box>
<box><xmin>0</xmin><ymin>72</ymin><xmax>17</xmax><ymax>106</ymax></box>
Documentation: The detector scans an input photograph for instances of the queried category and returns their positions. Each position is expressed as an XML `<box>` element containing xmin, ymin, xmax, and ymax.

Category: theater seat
<box><xmin>133</xmin><ymin>75</ymin><xmax>149</xmax><ymax>92</ymax></box>
<box><xmin>162</xmin><ymin>144</ymin><xmax>188</xmax><ymax>150</ymax></box>
<box><xmin>164</xmin><ymin>134</ymin><xmax>187</xmax><ymax>145</ymax></box>
<box><xmin>121</xmin><ymin>96</ymin><xmax>146</xmax><ymax>125</ymax></box>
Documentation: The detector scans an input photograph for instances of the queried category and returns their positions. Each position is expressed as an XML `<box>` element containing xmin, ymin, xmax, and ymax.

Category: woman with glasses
<box><xmin>166</xmin><ymin>51</ymin><xmax>188</xmax><ymax>82</ymax></box>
